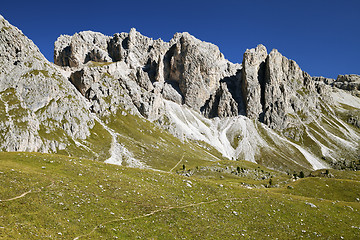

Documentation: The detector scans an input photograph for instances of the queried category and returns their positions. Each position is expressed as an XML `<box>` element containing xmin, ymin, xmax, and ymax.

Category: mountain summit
<box><xmin>1</xmin><ymin>15</ymin><xmax>359</xmax><ymax>172</ymax></box>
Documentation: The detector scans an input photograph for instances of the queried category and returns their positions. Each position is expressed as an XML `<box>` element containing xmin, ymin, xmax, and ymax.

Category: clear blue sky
<box><xmin>1</xmin><ymin>0</ymin><xmax>359</xmax><ymax>78</ymax></box>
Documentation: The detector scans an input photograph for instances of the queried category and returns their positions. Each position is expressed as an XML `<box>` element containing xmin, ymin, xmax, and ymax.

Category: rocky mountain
<box><xmin>0</xmin><ymin>15</ymin><xmax>95</xmax><ymax>153</ymax></box>
<box><xmin>1</xmin><ymin>15</ymin><xmax>359</xmax><ymax>173</ymax></box>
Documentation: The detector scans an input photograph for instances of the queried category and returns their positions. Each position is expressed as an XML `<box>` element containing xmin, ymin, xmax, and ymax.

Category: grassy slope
<box><xmin>1</xmin><ymin>152</ymin><xmax>359</xmax><ymax>239</ymax></box>
<box><xmin>103</xmin><ymin>110</ymin><xmax>224</xmax><ymax>171</ymax></box>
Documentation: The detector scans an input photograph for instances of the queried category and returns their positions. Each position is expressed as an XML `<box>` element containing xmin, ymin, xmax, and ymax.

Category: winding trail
<box><xmin>0</xmin><ymin>180</ymin><xmax>54</xmax><ymax>202</ymax></box>
<box><xmin>73</xmin><ymin>196</ymin><xmax>259</xmax><ymax>240</ymax></box>
<box><xmin>0</xmin><ymin>190</ymin><xmax>33</xmax><ymax>202</ymax></box>
<box><xmin>169</xmin><ymin>153</ymin><xmax>185</xmax><ymax>172</ymax></box>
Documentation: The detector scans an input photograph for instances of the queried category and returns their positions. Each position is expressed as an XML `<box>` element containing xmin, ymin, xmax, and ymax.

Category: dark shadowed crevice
<box><xmin>69</xmin><ymin>70</ymin><xmax>85</xmax><ymax>95</ymax></box>
<box><xmin>122</xmin><ymin>36</ymin><xmax>130</xmax><ymax>50</ymax></box>
<box><xmin>240</xmin><ymin>67</ymin><xmax>248</xmax><ymax>116</ymax></box>
<box><xmin>107</xmin><ymin>35</ymin><xmax>121</xmax><ymax>62</ymax></box>
<box><xmin>163</xmin><ymin>44</ymin><xmax>177</xmax><ymax>81</ymax></box>
<box><xmin>201</xmin><ymin>69</ymin><xmax>244</xmax><ymax>118</ymax></box>
<box><xmin>258</xmin><ymin>59</ymin><xmax>267</xmax><ymax>122</ymax></box>
<box><xmin>143</xmin><ymin>58</ymin><xmax>157</xmax><ymax>83</ymax></box>
<box><xmin>221</xmin><ymin>69</ymin><xmax>245</xmax><ymax>116</ymax></box>
<box><xmin>55</xmin><ymin>45</ymin><xmax>71</xmax><ymax>67</ymax></box>
<box><xmin>200</xmin><ymin>91</ymin><xmax>220</xmax><ymax>118</ymax></box>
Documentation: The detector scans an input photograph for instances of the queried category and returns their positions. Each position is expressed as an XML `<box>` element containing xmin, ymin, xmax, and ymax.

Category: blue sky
<box><xmin>1</xmin><ymin>0</ymin><xmax>359</xmax><ymax>78</ymax></box>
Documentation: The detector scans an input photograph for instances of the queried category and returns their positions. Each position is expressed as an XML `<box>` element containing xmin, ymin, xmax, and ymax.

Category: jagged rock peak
<box><xmin>55</xmin><ymin>29</ymin><xmax>241</xmax><ymax>119</ymax></box>
<box><xmin>54</xmin><ymin>28</ymin><xmax>333</xmax><ymax>133</ymax></box>
<box><xmin>54</xmin><ymin>29</ymin><xmax>169</xmax><ymax>68</ymax></box>
<box><xmin>241</xmin><ymin>44</ymin><xmax>331</xmax><ymax>133</ymax></box>
<box><xmin>165</xmin><ymin>31</ymin><xmax>237</xmax><ymax>110</ymax></box>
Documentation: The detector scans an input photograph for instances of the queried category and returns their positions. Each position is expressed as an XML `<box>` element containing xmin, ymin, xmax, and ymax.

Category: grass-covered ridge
<box><xmin>1</xmin><ymin>152</ymin><xmax>359</xmax><ymax>239</ymax></box>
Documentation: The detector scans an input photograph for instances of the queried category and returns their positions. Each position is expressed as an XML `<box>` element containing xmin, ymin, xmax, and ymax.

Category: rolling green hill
<box><xmin>1</xmin><ymin>152</ymin><xmax>359</xmax><ymax>239</ymax></box>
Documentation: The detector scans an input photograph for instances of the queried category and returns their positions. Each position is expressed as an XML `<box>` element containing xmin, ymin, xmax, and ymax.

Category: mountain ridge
<box><xmin>1</xmin><ymin>15</ymin><xmax>359</xmax><ymax>173</ymax></box>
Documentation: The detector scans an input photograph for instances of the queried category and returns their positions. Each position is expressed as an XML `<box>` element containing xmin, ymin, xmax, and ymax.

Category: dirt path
<box><xmin>0</xmin><ymin>180</ymin><xmax>54</xmax><ymax>202</ymax></box>
<box><xmin>169</xmin><ymin>154</ymin><xmax>185</xmax><ymax>172</ymax></box>
<box><xmin>74</xmin><ymin>196</ymin><xmax>258</xmax><ymax>240</ymax></box>
<box><xmin>0</xmin><ymin>190</ymin><xmax>33</xmax><ymax>202</ymax></box>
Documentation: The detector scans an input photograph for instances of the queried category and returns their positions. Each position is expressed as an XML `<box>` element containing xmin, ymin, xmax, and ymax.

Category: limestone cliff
<box><xmin>53</xmin><ymin>27</ymin><xmax>360</xmax><ymax>171</ymax></box>
<box><xmin>0</xmin><ymin>15</ymin><xmax>94</xmax><ymax>153</ymax></box>
<box><xmin>54</xmin><ymin>29</ymin><xmax>241</xmax><ymax>121</ymax></box>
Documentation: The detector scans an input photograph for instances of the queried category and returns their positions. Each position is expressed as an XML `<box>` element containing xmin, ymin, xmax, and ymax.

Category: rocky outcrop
<box><xmin>312</xmin><ymin>76</ymin><xmax>335</xmax><ymax>85</ymax></box>
<box><xmin>165</xmin><ymin>33</ymin><xmax>238</xmax><ymax>110</ymax></box>
<box><xmin>54</xmin><ymin>31</ymin><xmax>111</xmax><ymax>68</ymax></box>
<box><xmin>162</xmin><ymin>81</ymin><xmax>183</xmax><ymax>104</ymax></box>
<box><xmin>202</xmin><ymin>73</ymin><xmax>243</xmax><ymax>118</ymax></box>
<box><xmin>313</xmin><ymin>74</ymin><xmax>360</xmax><ymax>96</ymax></box>
<box><xmin>334</xmin><ymin>74</ymin><xmax>360</xmax><ymax>95</ymax></box>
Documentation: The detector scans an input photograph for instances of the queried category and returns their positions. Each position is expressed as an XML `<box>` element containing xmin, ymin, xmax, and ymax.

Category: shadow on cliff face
<box><xmin>200</xmin><ymin>69</ymin><xmax>245</xmax><ymax>118</ymax></box>
<box><xmin>258</xmin><ymin>61</ymin><xmax>267</xmax><ymax>123</ymax></box>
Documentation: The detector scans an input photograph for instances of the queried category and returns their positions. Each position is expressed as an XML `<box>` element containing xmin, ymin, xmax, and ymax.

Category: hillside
<box><xmin>1</xmin><ymin>152</ymin><xmax>360</xmax><ymax>239</ymax></box>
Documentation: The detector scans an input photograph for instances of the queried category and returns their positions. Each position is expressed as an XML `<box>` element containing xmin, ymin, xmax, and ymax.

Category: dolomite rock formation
<box><xmin>241</xmin><ymin>44</ymin><xmax>267</xmax><ymax>120</ymax></box>
<box><xmin>334</xmin><ymin>74</ymin><xmax>360</xmax><ymax>96</ymax></box>
<box><xmin>56</xmin><ymin>29</ymin><xmax>169</xmax><ymax>120</ymax></box>
<box><xmin>313</xmin><ymin>74</ymin><xmax>360</xmax><ymax>96</ymax></box>
<box><xmin>165</xmin><ymin>32</ymin><xmax>239</xmax><ymax>110</ymax></box>
<box><xmin>2</xmin><ymin>14</ymin><xmax>359</xmax><ymax>171</ymax></box>
<box><xmin>55</xmin><ymin>29</ymin><xmax>336</xmax><ymax>135</ymax></box>
<box><xmin>202</xmin><ymin>76</ymin><xmax>243</xmax><ymax>118</ymax></box>
<box><xmin>55</xmin><ymin>29</ymin><xmax>241</xmax><ymax>121</ymax></box>
<box><xmin>54</xmin><ymin>31</ymin><xmax>111</xmax><ymax>68</ymax></box>
<box><xmin>263</xmin><ymin>49</ymin><xmax>306</xmax><ymax>130</ymax></box>
<box><xmin>240</xmin><ymin>45</ymin><xmax>331</xmax><ymax>135</ymax></box>
<box><xmin>0</xmin><ymin>15</ymin><xmax>94</xmax><ymax>152</ymax></box>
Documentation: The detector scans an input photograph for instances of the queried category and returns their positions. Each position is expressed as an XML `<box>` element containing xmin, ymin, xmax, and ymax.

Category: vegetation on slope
<box><xmin>1</xmin><ymin>152</ymin><xmax>359</xmax><ymax>239</ymax></box>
